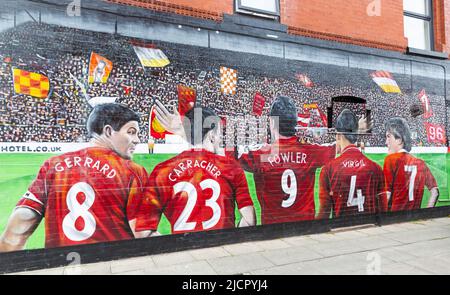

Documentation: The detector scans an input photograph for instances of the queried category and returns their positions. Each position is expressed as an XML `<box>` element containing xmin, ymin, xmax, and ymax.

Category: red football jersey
<box><xmin>237</xmin><ymin>137</ymin><xmax>336</xmax><ymax>224</ymax></box>
<box><xmin>16</xmin><ymin>147</ymin><xmax>150</xmax><ymax>248</ymax></box>
<box><xmin>136</xmin><ymin>149</ymin><xmax>253</xmax><ymax>234</ymax></box>
<box><xmin>319</xmin><ymin>145</ymin><xmax>386</xmax><ymax>218</ymax></box>
<box><xmin>383</xmin><ymin>151</ymin><xmax>437</xmax><ymax>211</ymax></box>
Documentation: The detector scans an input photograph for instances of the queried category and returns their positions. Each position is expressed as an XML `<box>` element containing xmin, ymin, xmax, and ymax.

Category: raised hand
<box><xmin>154</xmin><ymin>100</ymin><xmax>185</xmax><ymax>137</ymax></box>
<box><xmin>358</xmin><ymin>114</ymin><xmax>373</xmax><ymax>133</ymax></box>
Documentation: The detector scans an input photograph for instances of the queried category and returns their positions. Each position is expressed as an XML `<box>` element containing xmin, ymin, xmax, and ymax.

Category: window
<box><xmin>235</xmin><ymin>0</ymin><xmax>280</xmax><ymax>19</ymax></box>
<box><xmin>403</xmin><ymin>0</ymin><xmax>433</xmax><ymax>51</ymax></box>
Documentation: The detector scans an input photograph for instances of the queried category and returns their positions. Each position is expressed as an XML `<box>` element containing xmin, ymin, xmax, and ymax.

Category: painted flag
<box><xmin>149</xmin><ymin>105</ymin><xmax>172</xmax><ymax>139</ymax></box>
<box><xmin>425</xmin><ymin>123</ymin><xmax>446</xmax><ymax>144</ymax></box>
<box><xmin>121</xmin><ymin>84</ymin><xmax>133</xmax><ymax>96</ymax></box>
<box><xmin>296</xmin><ymin>73</ymin><xmax>314</xmax><ymax>88</ymax></box>
<box><xmin>252</xmin><ymin>92</ymin><xmax>266</xmax><ymax>116</ymax></box>
<box><xmin>418</xmin><ymin>89</ymin><xmax>433</xmax><ymax>119</ymax></box>
<box><xmin>177</xmin><ymin>85</ymin><xmax>196</xmax><ymax>116</ymax></box>
<box><xmin>297</xmin><ymin>113</ymin><xmax>310</xmax><ymax>128</ymax></box>
<box><xmin>88</xmin><ymin>52</ymin><xmax>113</xmax><ymax>84</ymax></box>
<box><xmin>133</xmin><ymin>45</ymin><xmax>170</xmax><ymax>68</ymax></box>
<box><xmin>12</xmin><ymin>68</ymin><xmax>50</xmax><ymax>99</ymax></box>
<box><xmin>370</xmin><ymin>71</ymin><xmax>401</xmax><ymax>93</ymax></box>
<box><xmin>220</xmin><ymin>66</ymin><xmax>237</xmax><ymax>95</ymax></box>
<box><xmin>303</xmin><ymin>103</ymin><xmax>327</xmax><ymax>127</ymax></box>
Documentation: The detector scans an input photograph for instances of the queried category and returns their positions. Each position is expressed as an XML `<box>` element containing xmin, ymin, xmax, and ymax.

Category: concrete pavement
<box><xmin>9</xmin><ymin>217</ymin><xmax>450</xmax><ymax>275</ymax></box>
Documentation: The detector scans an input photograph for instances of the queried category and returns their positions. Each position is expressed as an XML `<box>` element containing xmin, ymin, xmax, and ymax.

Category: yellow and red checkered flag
<box><xmin>12</xmin><ymin>68</ymin><xmax>50</xmax><ymax>99</ymax></box>
<box><xmin>220</xmin><ymin>66</ymin><xmax>237</xmax><ymax>95</ymax></box>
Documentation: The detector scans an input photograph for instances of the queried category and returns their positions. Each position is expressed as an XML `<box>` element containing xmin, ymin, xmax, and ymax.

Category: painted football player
<box><xmin>0</xmin><ymin>103</ymin><xmax>156</xmax><ymax>252</ymax></box>
<box><xmin>383</xmin><ymin>117</ymin><xmax>439</xmax><ymax>211</ymax></box>
<box><xmin>317</xmin><ymin>109</ymin><xmax>386</xmax><ymax>219</ymax></box>
<box><xmin>134</xmin><ymin>106</ymin><xmax>256</xmax><ymax>234</ymax></box>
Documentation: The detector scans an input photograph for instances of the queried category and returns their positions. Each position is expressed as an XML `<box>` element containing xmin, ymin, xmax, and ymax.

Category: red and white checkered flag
<box><xmin>220</xmin><ymin>66</ymin><xmax>237</xmax><ymax>95</ymax></box>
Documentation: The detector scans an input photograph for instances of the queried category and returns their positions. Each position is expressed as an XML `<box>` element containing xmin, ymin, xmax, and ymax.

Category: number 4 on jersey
<box><xmin>347</xmin><ymin>175</ymin><xmax>365</xmax><ymax>212</ymax></box>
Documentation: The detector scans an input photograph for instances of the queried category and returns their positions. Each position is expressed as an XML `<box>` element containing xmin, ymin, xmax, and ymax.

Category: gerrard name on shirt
<box><xmin>54</xmin><ymin>156</ymin><xmax>117</xmax><ymax>179</ymax></box>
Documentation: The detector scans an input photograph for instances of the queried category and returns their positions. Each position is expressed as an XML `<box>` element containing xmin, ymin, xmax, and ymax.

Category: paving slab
<box><xmin>300</xmin><ymin>252</ymin><xmax>395</xmax><ymax>275</ymax></box>
<box><xmin>353</xmin><ymin>236</ymin><xmax>404</xmax><ymax>251</ymax></box>
<box><xmin>110</xmin><ymin>256</ymin><xmax>155</xmax><ymax>274</ymax></box>
<box><xmin>380</xmin><ymin>262</ymin><xmax>433</xmax><ymax>275</ymax></box>
<box><xmin>375</xmin><ymin>248</ymin><xmax>419</xmax><ymax>263</ymax></box>
<box><xmin>281</xmin><ymin>236</ymin><xmax>320</xmax><ymax>247</ymax></box>
<box><xmin>207</xmin><ymin>253</ymin><xmax>274</xmax><ymax>275</ymax></box>
<box><xmin>250</xmin><ymin>262</ymin><xmax>325</xmax><ymax>275</ymax></box>
<box><xmin>403</xmin><ymin>257</ymin><xmax>450</xmax><ymax>275</ymax></box>
<box><xmin>251</xmin><ymin>239</ymin><xmax>292</xmax><ymax>250</ymax></box>
<box><xmin>145</xmin><ymin>261</ymin><xmax>217</xmax><ymax>275</ymax></box>
<box><xmin>381</xmin><ymin>227</ymin><xmax>450</xmax><ymax>244</ymax></box>
<box><xmin>187</xmin><ymin>246</ymin><xmax>231</xmax><ymax>260</ymax></box>
<box><xmin>223</xmin><ymin>242</ymin><xmax>265</xmax><ymax>255</ymax></box>
<box><xmin>304</xmin><ymin>239</ymin><xmax>366</xmax><ymax>257</ymax></box>
<box><xmin>152</xmin><ymin>251</ymin><xmax>196</xmax><ymax>268</ymax></box>
<box><xmin>391</xmin><ymin>238</ymin><xmax>450</xmax><ymax>258</ymax></box>
<box><xmin>261</xmin><ymin>246</ymin><xmax>323</xmax><ymax>266</ymax></box>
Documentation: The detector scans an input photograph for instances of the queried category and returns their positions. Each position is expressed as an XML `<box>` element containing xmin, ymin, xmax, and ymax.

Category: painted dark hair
<box><xmin>385</xmin><ymin>117</ymin><xmax>412</xmax><ymax>152</ymax></box>
<box><xmin>183</xmin><ymin>107</ymin><xmax>219</xmax><ymax>145</ymax></box>
<box><xmin>270</xmin><ymin>95</ymin><xmax>297</xmax><ymax>137</ymax></box>
<box><xmin>336</xmin><ymin>109</ymin><xmax>358</xmax><ymax>143</ymax></box>
<box><xmin>87</xmin><ymin>103</ymin><xmax>140</xmax><ymax>137</ymax></box>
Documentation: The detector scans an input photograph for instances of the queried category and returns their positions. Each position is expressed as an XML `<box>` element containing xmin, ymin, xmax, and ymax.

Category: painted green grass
<box><xmin>0</xmin><ymin>152</ymin><xmax>448</xmax><ymax>250</ymax></box>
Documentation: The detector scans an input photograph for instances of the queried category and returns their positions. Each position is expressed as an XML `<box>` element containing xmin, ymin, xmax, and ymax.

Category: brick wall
<box><xmin>105</xmin><ymin>0</ymin><xmax>450</xmax><ymax>55</ymax></box>
<box><xmin>283</xmin><ymin>0</ymin><xmax>407</xmax><ymax>52</ymax></box>
<box><xmin>440</xmin><ymin>0</ymin><xmax>450</xmax><ymax>54</ymax></box>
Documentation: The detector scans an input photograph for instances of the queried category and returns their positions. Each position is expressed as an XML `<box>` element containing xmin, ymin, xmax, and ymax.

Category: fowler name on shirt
<box><xmin>267</xmin><ymin>152</ymin><xmax>308</xmax><ymax>167</ymax></box>
<box><xmin>169</xmin><ymin>159</ymin><xmax>222</xmax><ymax>182</ymax></box>
<box><xmin>54</xmin><ymin>156</ymin><xmax>117</xmax><ymax>178</ymax></box>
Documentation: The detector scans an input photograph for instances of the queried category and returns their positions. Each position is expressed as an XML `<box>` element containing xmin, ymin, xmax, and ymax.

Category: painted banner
<box><xmin>133</xmin><ymin>45</ymin><xmax>170</xmax><ymax>68</ymax></box>
<box><xmin>296</xmin><ymin>73</ymin><xmax>314</xmax><ymax>88</ymax></box>
<box><xmin>88</xmin><ymin>52</ymin><xmax>113</xmax><ymax>84</ymax></box>
<box><xmin>220</xmin><ymin>66</ymin><xmax>237</xmax><ymax>95</ymax></box>
<box><xmin>371</xmin><ymin>71</ymin><xmax>401</xmax><ymax>93</ymax></box>
<box><xmin>425</xmin><ymin>123</ymin><xmax>446</xmax><ymax>144</ymax></box>
<box><xmin>418</xmin><ymin>89</ymin><xmax>433</xmax><ymax>119</ymax></box>
<box><xmin>177</xmin><ymin>85</ymin><xmax>196</xmax><ymax>116</ymax></box>
<box><xmin>303</xmin><ymin>103</ymin><xmax>327</xmax><ymax>127</ymax></box>
<box><xmin>297</xmin><ymin>113</ymin><xmax>310</xmax><ymax>127</ymax></box>
<box><xmin>252</xmin><ymin>92</ymin><xmax>266</xmax><ymax>116</ymax></box>
<box><xmin>12</xmin><ymin>68</ymin><xmax>50</xmax><ymax>99</ymax></box>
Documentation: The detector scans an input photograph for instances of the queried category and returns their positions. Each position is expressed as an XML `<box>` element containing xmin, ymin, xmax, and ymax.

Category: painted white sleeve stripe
<box><xmin>22</xmin><ymin>191</ymin><xmax>44</xmax><ymax>206</ymax></box>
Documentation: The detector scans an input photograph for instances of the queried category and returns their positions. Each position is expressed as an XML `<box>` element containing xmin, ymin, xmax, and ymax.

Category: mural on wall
<box><xmin>0</xmin><ymin>22</ymin><xmax>447</xmax><ymax>251</ymax></box>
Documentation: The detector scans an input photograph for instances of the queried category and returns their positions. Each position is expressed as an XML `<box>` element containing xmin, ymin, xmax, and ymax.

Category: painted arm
<box><xmin>0</xmin><ymin>208</ymin><xmax>41</xmax><ymax>252</ymax></box>
<box><xmin>427</xmin><ymin>187</ymin><xmax>439</xmax><ymax>208</ymax></box>
<box><xmin>238</xmin><ymin>206</ymin><xmax>256</xmax><ymax>227</ymax></box>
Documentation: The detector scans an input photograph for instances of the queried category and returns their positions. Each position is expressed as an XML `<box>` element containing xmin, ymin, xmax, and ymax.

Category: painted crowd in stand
<box><xmin>0</xmin><ymin>23</ymin><xmax>446</xmax><ymax>251</ymax></box>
